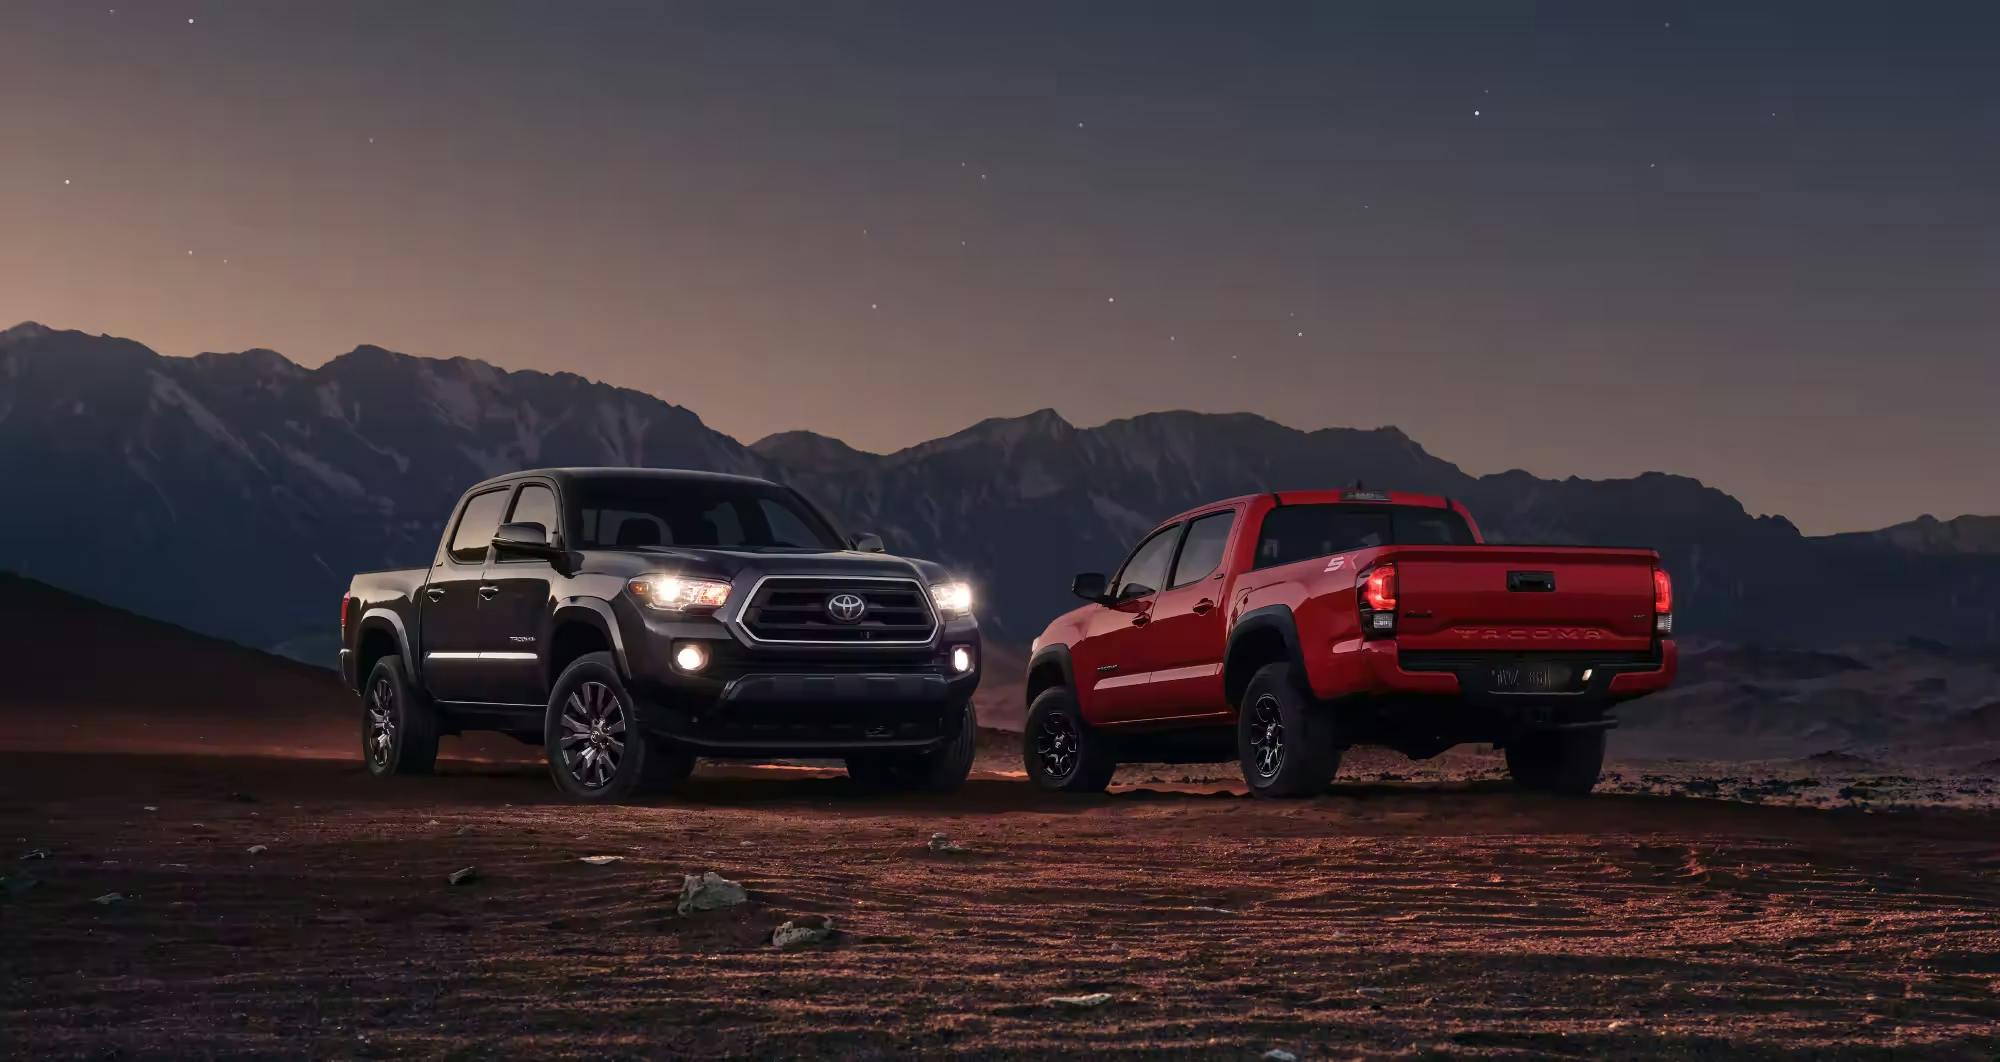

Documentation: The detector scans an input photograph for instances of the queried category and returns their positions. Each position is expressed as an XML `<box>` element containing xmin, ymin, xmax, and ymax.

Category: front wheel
<box><xmin>845</xmin><ymin>700</ymin><xmax>979</xmax><ymax>793</ymax></box>
<box><xmin>1505</xmin><ymin>728</ymin><xmax>1605</xmax><ymax>796</ymax></box>
<box><xmin>544</xmin><ymin>652</ymin><xmax>695</xmax><ymax>802</ymax></box>
<box><xmin>1022</xmin><ymin>688</ymin><xmax>1117</xmax><ymax>793</ymax></box>
<box><xmin>361</xmin><ymin>656</ymin><xmax>438</xmax><ymax>777</ymax></box>
<box><xmin>1237</xmin><ymin>662</ymin><xmax>1340</xmax><ymax>798</ymax></box>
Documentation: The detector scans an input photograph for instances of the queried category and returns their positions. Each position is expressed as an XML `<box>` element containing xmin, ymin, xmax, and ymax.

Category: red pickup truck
<box><xmin>1022</xmin><ymin>489</ymin><xmax>1676</xmax><ymax>797</ymax></box>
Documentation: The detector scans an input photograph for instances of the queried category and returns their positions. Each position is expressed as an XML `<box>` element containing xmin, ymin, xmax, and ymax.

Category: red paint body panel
<box><xmin>1034</xmin><ymin>491</ymin><xmax>1676</xmax><ymax>727</ymax></box>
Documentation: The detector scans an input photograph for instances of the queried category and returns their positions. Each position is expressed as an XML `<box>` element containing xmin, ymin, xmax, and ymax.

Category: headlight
<box><xmin>629</xmin><ymin>575</ymin><xmax>731</xmax><ymax>612</ymax></box>
<box><xmin>929</xmin><ymin>580</ymin><xmax>973</xmax><ymax>615</ymax></box>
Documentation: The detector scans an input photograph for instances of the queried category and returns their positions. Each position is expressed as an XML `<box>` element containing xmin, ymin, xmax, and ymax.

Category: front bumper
<box><xmin>621</xmin><ymin>612</ymin><xmax>983</xmax><ymax>757</ymax></box>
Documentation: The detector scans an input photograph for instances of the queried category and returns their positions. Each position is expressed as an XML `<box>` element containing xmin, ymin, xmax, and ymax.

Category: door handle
<box><xmin>1191</xmin><ymin>598</ymin><xmax>1215</xmax><ymax>615</ymax></box>
<box><xmin>478</xmin><ymin>585</ymin><xmax>500</xmax><ymax>601</ymax></box>
<box><xmin>425</xmin><ymin>587</ymin><xmax>446</xmax><ymax>602</ymax></box>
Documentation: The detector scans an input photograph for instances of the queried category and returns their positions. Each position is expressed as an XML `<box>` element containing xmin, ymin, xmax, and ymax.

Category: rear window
<box><xmin>1253</xmin><ymin>504</ymin><xmax>1473</xmax><ymax>569</ymax></box>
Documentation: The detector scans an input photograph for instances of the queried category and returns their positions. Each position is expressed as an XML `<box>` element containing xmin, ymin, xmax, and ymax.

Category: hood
<box><xmin>581</xmin><ymin>546</ymin><xmax>951</xmax><ymax>584</ymax></box>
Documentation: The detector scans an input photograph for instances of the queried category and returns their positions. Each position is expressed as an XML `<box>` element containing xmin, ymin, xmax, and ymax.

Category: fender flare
<box><xmin>1024</xmin><ymin>643</ymin><xmax>1076</xmax><ymax>706</ymax></box>
<box><xmin>1224</xmin><ymin>604</ymin><xmax>1309</xmax><ymax>704</ymax></box>
<box><xmin>356</xmin><ymin>607</ymin><xmax>415</xmax><ymax>689</ymax></box>
<box><xmin>551</xmin><ymin>597</ymin><xmax>631</xmax><ymax>678</ymax></box>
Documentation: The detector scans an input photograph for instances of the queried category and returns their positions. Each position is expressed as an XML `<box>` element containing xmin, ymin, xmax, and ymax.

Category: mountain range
<box><xmin>3</xmin><ymin>321</ymin><xmax>1997</xmax><ymax>662</ymax></box>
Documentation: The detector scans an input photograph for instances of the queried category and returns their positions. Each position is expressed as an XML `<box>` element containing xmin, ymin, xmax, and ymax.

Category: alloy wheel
<box><xmin>1036</xmin><ymin>711</ymin><xmax>1080</xmax><ymax>779</ymax></box>
<box><xmin>366</xmin><ymin>675</ymin><xmax>397</xmax><ymax>770</ymax></box>
<box><xmin>559</xmin><ymin>680</ymin><xmax>627</xmax><ymax>789</ymax></box>
<box><xmin>1250</xmin><ymin>693</ymin><xmax>1286</xmax><ymax>779</ymax></box>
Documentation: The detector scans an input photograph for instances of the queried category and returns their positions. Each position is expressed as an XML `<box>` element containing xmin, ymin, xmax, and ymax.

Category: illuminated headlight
<box><xmin>950</xmin><ymin>645</ymin><xmax>975</xmax><ymax>674</ymax></box>
<box><xmin>673</xmin><ymin>642</ymin><xmax>709</xmax><ymax>672</ymax></box>
<box><xmin>929</xmin><ymin>581</ymin><xmax>974</xmax><ymax>615</ymax></box>
<box><xmin>629</xmin><ymin>576</ymin><xmax>731</xmax><ymax>612</ymax></box>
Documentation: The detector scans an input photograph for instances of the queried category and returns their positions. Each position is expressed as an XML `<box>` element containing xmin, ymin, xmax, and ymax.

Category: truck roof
<box><xmin>463</xmin><ymin>467</ymin><xmax>781</xmax><ymax>493</ymax></box>
<box><xmin>1156</xmin><ymin>489</ymin><xmax>1462</xmax><ymax>526</ymax></box>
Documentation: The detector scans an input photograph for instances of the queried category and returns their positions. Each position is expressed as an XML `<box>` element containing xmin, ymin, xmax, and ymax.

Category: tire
<box><xmin>361</xmin><ymin>656</ymin><xmax>439</xmax><ymax>777</ymax></box>
<box><xmin>1237</xmin><ymin>662</ymin><xmax>1340</xmax><ymax>799</ymax></box>
<box><xmin>844</xmin><ymin>700</ymin><xmax>978</xmax><ymax>793</ymax></box>
<box><xmin>1505</xmin><ymin>729</ymin><xmax>1606</xmax><ymax>796</ymax></box>
<box><xmin>1022</xmin><ymin>687</ymin><xmax>1117</xmax><ymax>793</ymax></box>
<box><xmin>544</xmin><ymin>652</ymin><xmax>695</xmax><ymax>802</ymax></box>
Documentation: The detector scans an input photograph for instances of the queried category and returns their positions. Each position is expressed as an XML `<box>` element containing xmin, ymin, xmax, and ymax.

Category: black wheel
<box><xmin>545</xmin><ymin>652</ymin><xmax>695</xmax><ymax>802</ymax></box>
<box><xmin>845</xmin><ymin>699</ymin><xmax>979</xmax><ymax>793</ymax></box>
<box><xmin>1237</xmin><ymin>662</ymin><xmax>1339</xmax><ymax>798</ymax></box>
<box><xmin>1505</xmin><ymin>728</ymin><xmax>1605</xmax><ymax>796</ymax></box>
<box><xmin>1022</xmin><ymin>687</ymin><xmax>1116</xmax><ymax>793</ymax></box>
<box><xmin>361</xmin><ymin>656</ymin><xmax>438</xmax><ymax>777</ymax></box>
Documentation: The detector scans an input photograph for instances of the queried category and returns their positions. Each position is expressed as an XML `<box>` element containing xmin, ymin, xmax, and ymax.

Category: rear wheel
<box><xmin>844</xmin><ymin>699</ymin><xmax>978</xmax><ymax>793</ymax></box>
<box><xmin>361</xmin><ymin>656</ymin><xmax>438</xmax><ymax>777</ymax></box>
<box><xmin>1237</xmin><ymin>662</ymin><xmax>1340</xmax><ymax>798</ymax></box>
<box><xmin>1022</xmin><ymin>688</ymin><xmax>1117</xmax><ymax>793</ymax></box>
<box><xmin>1505</xmin><ymin>728</ymin><xmax>1606</xmax><ymax>796</ymax></box>
<box><xmin>544</xmin><ymin>652</ymin><xmax>695</xmax><ymax>802</ymax></box>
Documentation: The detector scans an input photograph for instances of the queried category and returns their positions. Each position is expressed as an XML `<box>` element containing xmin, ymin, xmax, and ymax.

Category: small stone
<box><xmin>1263</xmin><ymin>1051</ymin><xmax>1299</xmax><ymax>1062</ymax></box>
<box><xmin>676</xmin><ymin>871</ymin><xmax>747</xmax><ymax>915</ymax></box>
<box><xmin>1607</xmin><ymin>1020</ymin><xmax>1630</xmax><ymax>1031</ymax></box>
<box><xmin>1045</xmin><ymin>992</ymin><xmax>1113</xmax><ymax>1009</ymax></box>
<box><xmin>771</xmin><ymin>914</ymin><xmax>837</xmax><ymax>948</ymax></box>
<box><xmin>246</xmin><ymin>845</ymin><xmax>268</xmax><ymax>855</ymax></box>
<box><xmin>19</xmin><ymin>848</ymin><xmax>49</xmax><ymax>861</ymax></box>
<box><xmin>225</xmin><ymin>792</ymin><xmax>258</xmax><ymax>804</ymax></box>
<box><xmin>927</xmin><ymin>832</ymin><xmax>966</xmax><ymax>854</ymax></box>
<box><xmin>579</xmin><ymin>855</ymin><xmax>624</xmax><ymax>865</ymax></box>
<box><xmin>142</xmin><ymin>805</ymin><xmax>159</xmax><ymax>812</ymax></box>
<box><xmin>448</xmin><ymin>867</ymin><xmax>478</xmax><ymax>886</ymax></box>
<box><xmin>93</xmin><ymin>892</ymin><xmax>126</xmax><ymax>905</ymax></box>
<box><xmin>3</xmin><ymin>875</ymin><xmax>41</xmax><ymax>897</ymax></box>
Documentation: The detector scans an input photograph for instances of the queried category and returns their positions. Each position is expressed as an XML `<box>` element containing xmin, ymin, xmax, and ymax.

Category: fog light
<box><xmin>1368</xmin><ymin>612</ymin><xmax>1396</xmax><ymax>631</ymax></box>
<box><xmin>950</xmin><ymin>645</ymin><xmax>974</xmax><ymax>674</ymax></box>
<box><xmin>674</xmin><ymin>642</ymin><xmax>709</xmax><ymax>673</ymax></box>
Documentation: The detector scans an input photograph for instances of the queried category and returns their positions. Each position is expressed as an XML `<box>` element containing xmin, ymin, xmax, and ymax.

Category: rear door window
<box><xmin>1169</xmin><ymin>511</ymin><xmax>1235</xmax><ymax>588</ymax></box>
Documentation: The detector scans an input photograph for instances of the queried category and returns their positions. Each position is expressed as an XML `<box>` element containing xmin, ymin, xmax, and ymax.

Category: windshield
<box><xmin>569</xmin><ymin>476</ymin><xmax>846</xmax><ymax>551</ymax></box>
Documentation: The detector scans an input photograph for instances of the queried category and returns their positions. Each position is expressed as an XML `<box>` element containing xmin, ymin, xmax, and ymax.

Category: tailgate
<box><xmin>1386</xmin><ymin>546</ymin><xmax>1658</xmax><ymax>652</ymax></box>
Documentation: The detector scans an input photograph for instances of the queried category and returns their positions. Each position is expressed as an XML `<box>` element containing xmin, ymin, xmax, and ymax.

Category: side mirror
<box><xmin>853</xmin><ymin>532</ymin><xmax>886</xmax><ymax>553</ymax></box>
<box><xmin>493</xmin><ymin>521</ymin><xmax>556</xmax><ymax>555</ymax></box>
<box><xmin>1071</xmin><ymin>572</ymin><xmax>1109</xmax><ymax>603</ymax></box>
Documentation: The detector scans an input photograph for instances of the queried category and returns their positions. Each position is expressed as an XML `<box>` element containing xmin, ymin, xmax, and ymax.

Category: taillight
<box><xmin>1359</xmin><ymin>563</ymin><xmax>1398</xmax><ymax>636</ymax></box>
<box><xmin>1363</xmin><ymin>564</ymin><xmax>1398</xmax><ymax>611</ymax></box>
<box><xmin>340</xmin><ymin>593</ymin><xmax>356</xmax><ymax>638</ymax></box>
<box><xmin>1652</xmin><ymin>568</ymin><xmax>1674</xmax><ymax>635</ymax></box>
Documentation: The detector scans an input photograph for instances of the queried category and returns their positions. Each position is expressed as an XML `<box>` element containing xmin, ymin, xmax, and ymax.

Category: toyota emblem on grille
<box><xmin>825</xmin><ymin>593</ymin><xmax>868</xmax><ymax>623</ymax></box>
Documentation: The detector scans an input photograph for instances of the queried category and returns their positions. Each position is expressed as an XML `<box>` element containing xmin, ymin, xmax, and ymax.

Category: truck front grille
<box><xmin>738</xmin><ymin>576</ymin><xmax>938</xmax><ymax>645</ymax></box>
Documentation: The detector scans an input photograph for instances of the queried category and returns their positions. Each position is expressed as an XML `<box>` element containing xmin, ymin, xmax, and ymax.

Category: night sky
<box><xmin>1</xmin><ymin>2</ymin><xmax>1994</xmax><ymax>533</ymax></box>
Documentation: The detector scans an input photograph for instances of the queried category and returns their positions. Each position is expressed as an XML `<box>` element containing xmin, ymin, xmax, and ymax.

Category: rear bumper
<box><xmin>1317</xmin><ymin>638</ymin><xmax>1678</xmax><ymax>706</ymax></box>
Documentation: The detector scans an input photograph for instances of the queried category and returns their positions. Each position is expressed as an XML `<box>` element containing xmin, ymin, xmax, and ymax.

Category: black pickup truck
<box><xmin>339</xmin><ymin>468</ymin><xmax>982</xmax><ymax>801</ymax></box>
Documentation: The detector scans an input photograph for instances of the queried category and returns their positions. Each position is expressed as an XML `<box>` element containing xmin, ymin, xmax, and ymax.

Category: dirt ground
<box><xmin>4</xmin><ymin>749</ymin><xmax>1998</xmax><ymax>1060</ymax></box>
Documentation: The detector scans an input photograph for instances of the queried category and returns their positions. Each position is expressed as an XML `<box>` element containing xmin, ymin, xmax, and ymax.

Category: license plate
<box><xmin>1490</xmin><ymin>664</ymin><xmax>1570</xmax><ymax>692</ymax></box>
